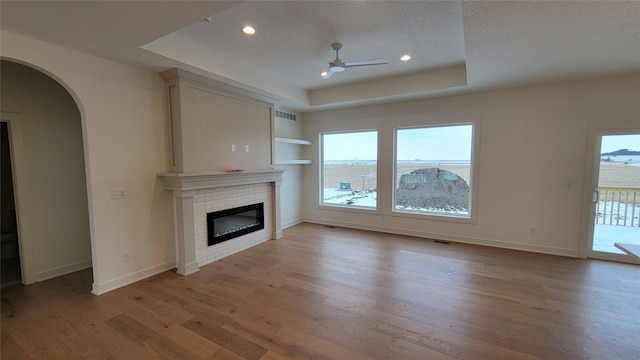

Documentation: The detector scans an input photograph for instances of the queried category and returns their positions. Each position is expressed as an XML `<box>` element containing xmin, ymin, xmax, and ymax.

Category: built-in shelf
<box><xmin>274</xmin><ymin>137</ymin><xmax>312</xmax><ymax>165</ymax></box>
<box><xmin>275</xmin><ymin>160</ymin><xmax>312</xmax><ymax>165</ymax></box>
<box><xmin>274</xmin><ymin>137</ymin><xmax>312</xmax><ymax>145</ymax></box>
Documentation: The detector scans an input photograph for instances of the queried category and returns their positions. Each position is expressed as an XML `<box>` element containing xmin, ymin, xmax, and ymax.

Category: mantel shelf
<box><xmin>157</xmin><ymin>169</ymin><xmax>284</xmax><ymax>191</ymax></box>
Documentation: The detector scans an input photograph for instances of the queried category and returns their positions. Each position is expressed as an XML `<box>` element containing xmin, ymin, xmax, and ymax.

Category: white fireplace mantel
<box><xmin>158</xmin><ymin>169</ymin><xmax>285</xmax><ymax>191</ymax></box>
<box><xmin>158</xmin><ymin>169</ymin><xmax>284</xmax><ymax>275</ymax></box>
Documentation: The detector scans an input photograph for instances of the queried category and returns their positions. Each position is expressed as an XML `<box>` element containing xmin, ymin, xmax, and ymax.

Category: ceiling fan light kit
<box><xmin>330</xmin><ymin>63</ymin><xmax>346</xmax><ymax>72</ymax></box>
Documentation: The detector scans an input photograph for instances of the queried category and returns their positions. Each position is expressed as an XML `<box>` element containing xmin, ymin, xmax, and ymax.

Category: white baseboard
<box><xmin>91</xmin><ymin>260</ymin><xmax>175</xmax><ymax>295</ymax></box>
<box><xmin>36</xmin><ymin>259</ymin><xmax>92</xmax><ymax>282</ymax></box>
<box><xmin>281</xmin><ymin>218</ymin><xmax>304</xmax><ymax>229</ymax></box>
<box><xmin>177</xmin><ymin>261</ymin><xmax>200</xmax><ymax>276</ymax></box>
<box><xmin>302</xmin><ymin>217</ymin><xmax>579</xmax><ymax>258</ymax></box>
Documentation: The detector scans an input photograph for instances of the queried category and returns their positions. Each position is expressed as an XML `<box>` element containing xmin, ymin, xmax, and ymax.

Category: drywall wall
<box><xmin>1</xmin><ymin>30</ymin><xmax>175</xmax><ymax>293</ymax></box>
<box><xmin>1</xmin><ymin>60</ymin><xmax>91</xmax><ymax>282</ymax></box>
<box><xmin>274</xmin><ymin>113</ymin><xmax>306</xmax><ymax>228</ymax></box>
<box><xmin>302</xmin><ymin>74</ymin><xmax>640</xmax><ymax>257</ymax></box>
<box><xmin>165</xmin><ymin>75</ymin><xmax>273</xmax><ymax>173</ymax></box>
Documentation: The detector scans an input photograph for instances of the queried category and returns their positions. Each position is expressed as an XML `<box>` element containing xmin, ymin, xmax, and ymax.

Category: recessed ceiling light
<box><xmin>242</xmin><ymin>25</ymin><xmax>256</xmax><ymax>35</ymax></box>
<box><xmin>401</xmin><ymin>54</ymin><xmax>412</xmax><ymax>62</ymax></box>
<box><xmin>320</xmin><ymin>71</ymin><xmax>328</xmax><ymax>77</ymax></box>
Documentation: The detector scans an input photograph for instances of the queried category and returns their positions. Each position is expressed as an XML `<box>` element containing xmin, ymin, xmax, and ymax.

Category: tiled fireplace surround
<box><xmin>158</xmin><ymin>170</ymin><xmax>284</xmax><ymax>275</ymax></box>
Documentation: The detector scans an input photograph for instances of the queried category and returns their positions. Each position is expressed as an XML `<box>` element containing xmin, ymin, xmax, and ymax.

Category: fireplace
<box><xmin>207</xmin><ymin>203</ymin><xmax>264</xmax><ymax>246</ymax></box>
<box><xmin>158</xmin><ymin>169</ymin><xmax>283</xmax><ymax>275</ymax></box>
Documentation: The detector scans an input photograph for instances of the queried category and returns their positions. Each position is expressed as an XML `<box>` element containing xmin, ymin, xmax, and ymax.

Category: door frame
<box><xmin>1</xmin><ymin>112</ymin><xmax>37</xmax><ymax>283</ymax></box>
<box><xmin>580</xmin><ymin>121</ymin><xmax>640</xmax><ymax>263</ymax></box>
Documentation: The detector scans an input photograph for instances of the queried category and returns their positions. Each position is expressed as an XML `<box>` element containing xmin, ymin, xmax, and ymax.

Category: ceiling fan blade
<box><xmin>321</xmin><ymin>43</ymin><xmax>387</xmax><ymax>79</ymax></box>
<box><xmin>345</xmin><ymin>59</ymin><xmax>388</xmax><ymax>67</ymax></box>
<box><xmin>322</xmin><ymin>69</ymin><xmax>336</xmax><ymax>79</ymax></box>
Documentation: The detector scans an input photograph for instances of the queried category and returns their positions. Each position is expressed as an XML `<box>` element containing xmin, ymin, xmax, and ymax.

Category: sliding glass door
<box><xmin>588</xmin><ymin>130</ymin><xmax>640</xmax><ymax>263</ymax></box>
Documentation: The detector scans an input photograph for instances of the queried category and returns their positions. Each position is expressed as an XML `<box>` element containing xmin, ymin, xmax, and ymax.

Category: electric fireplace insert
<box><xmin>207</xmin><ymin>203</ymin><xmax>264</xmax><ymax>246</ymax></box>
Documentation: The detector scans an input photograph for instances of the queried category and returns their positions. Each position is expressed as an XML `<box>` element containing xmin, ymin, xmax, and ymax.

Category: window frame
<box><xmin>319</xmin><ymin>129</ymin><xmax>379</xmax><ymax>212</ymax></box>
<box><xmin>391</xmin><ymin>122</ymin><xmax>478</xmax><ymax>223</ymax></box>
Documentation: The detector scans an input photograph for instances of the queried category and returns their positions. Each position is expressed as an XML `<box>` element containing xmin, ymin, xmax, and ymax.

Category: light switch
<box><xmin>244</xmin><ymin>144</ymin><xmax>249</xmax><ymax>152</ymax></box>
<box><xmin>231</xmin><ymin>144</ymin><xmax>236</xmax><ymax>152</ymax></box>
<box><xmin>109</xmin><ymin>189</ymin><xmax>126</xmax><ymax>200</ymax></box>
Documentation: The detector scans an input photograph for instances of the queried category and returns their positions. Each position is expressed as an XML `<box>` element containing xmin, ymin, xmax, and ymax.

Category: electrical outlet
<box><xmin>122</xmin><ymin>251</ymin><xmax>130</xmax><ymax>262</ymax></box>
<box><xmin>529</xmin><ymin>226</ymin><xmax>536</xmax><ymax>235</ymax></box>
<box><xmin>109</xmin><ymin>189</ymin><xmax>126</xmax><ymax>200</ymax></box>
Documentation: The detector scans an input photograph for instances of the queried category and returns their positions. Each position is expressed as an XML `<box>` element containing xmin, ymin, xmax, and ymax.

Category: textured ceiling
<box><xmin>2</xmin><ymin>1</ymin><xmax>639</xmax><ymax>111</ymax></box>
<box><xmin>172</xmin><ymin>1</ymin><xmax>465</xmax><ymax>89</ymax></box>
<box><xmin>462</xmin><ymin>1</ymin><xmax>640</xmax><ymax>87</ymax></box>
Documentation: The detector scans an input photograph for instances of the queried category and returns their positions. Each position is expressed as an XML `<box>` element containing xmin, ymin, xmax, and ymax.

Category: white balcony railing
<box><xmin>596</xmin><ymin>187</ymin><xmax>640</xmax><ymax>227</ymax></box>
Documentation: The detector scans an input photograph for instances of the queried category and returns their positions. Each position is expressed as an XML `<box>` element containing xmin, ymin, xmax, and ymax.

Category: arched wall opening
<box><xmin>0</xmin><ymin>59</ymin><xmax>93</xmax><ymax>285</ymax></box>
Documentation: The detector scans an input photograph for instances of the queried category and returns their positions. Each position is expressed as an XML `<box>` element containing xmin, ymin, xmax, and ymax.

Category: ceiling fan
<box><xmin>322</xmin><ymin>43</ymin><xmax>387</xmax><ymax>79</ymax></box>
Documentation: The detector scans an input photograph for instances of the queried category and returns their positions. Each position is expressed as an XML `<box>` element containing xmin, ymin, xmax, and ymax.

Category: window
<box><xmin>394</xmin><ymin>124</ymin><xmax>474</xmax><ymax>218</ymax></box>
<box><xmin>321</xmin><ymin>130</ymin><xmax>377</xmax><ymax>209</ymax></box>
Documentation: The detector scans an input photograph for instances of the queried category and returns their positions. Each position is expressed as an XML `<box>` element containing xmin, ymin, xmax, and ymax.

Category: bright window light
<box><xmin>321</xmin><ymin>130</ymin><xmax>378</xmax><ymax>209</ymax></box>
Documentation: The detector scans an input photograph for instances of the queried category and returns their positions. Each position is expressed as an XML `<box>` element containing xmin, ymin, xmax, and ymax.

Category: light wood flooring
<box><xmin>2</xmin><ymin>223</ymin><xmax>639</xmax><ymax>359</ymax></box>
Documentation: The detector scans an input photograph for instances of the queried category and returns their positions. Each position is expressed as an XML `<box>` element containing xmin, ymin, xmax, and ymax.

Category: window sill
<box><xmin>318</xmin><ymin>204</ymin><xmax>379</xmax><ymax>215</ymax></box>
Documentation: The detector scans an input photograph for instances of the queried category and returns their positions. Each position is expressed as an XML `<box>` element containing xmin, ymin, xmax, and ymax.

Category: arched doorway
<box><xmin>0</xmin><ymin>60</ymin><xmax>92</xmax><ymax>287</ymax></box>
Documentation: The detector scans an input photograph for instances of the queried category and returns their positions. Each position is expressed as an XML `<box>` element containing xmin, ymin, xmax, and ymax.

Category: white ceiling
<box><xmin>2</xmin><ymin>1</ymin><xmax>639</xmax><ymax>112</ymax></box>
<box><xmin>173</xmin><ymin>1</ymin><xmax>465</xmax><ymax>90</ymax></box>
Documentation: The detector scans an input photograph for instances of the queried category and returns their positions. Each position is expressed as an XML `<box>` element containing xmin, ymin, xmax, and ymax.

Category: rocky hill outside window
<box><xmin>394</xmin><ymin>124</ymin><xmax>475</xmax><ymax>219</ymax></box>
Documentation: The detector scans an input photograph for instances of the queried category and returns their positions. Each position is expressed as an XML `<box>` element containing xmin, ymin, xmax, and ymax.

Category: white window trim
<box><xmin>319</xmin><ymin>129</ymin><xmax>379</xmax><ymax>211</ymax></box>
<box><xmin>391</xmin><ymin>122</ymin><xmax>479</xmax><ymax>224</ymax></box>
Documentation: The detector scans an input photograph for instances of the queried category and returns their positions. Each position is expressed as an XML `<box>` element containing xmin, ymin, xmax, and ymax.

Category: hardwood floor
<box><xmin>2</xmin><ymin>222</ymin><xmax>639</xmax><ymax>359</ymax></box>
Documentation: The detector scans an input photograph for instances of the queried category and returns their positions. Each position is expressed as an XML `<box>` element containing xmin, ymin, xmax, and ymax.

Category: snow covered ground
<box><xmin>323</xmin><ymin>188</ymin><xmax>469</xmax><ymax>215</ymax></box>
<box><xmin>593</xmin><ymin>224</ymin><xmax>640</xmax><ymax>254</ymax></box>
<box><xmin>323</xmin><ymin>189</ymin><xmax>377</xmax><ymax>207</ymax></box>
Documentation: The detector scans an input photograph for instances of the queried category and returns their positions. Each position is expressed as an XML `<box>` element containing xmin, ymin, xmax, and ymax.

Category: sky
<box><xmin>600</xmin><ymin>134</ymin><xmax>640</xmax><ymax>153</ymax></box>
<box><xmin>396</xmin><ymin>125</ymin><xmax>472</xmax><ymax>160</ymax></box>
<box><xmin>322</xmin><ymin>125</ymin><xmax>473</xmax><ymax>161</ymax></box>
<box><xmin>323</xmin><ymin>131</ymin><xmax>378</xmax><ymax>160</ymax></box>
<box><xmin>322</xmin><ymin>127</ymin><xmax>638</xmax><ymax>160</ymax></box>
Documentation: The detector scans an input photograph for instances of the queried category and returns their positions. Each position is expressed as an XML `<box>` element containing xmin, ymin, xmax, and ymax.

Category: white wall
<box><xmin>274</xmin><ymin>113</ymin><xmax>306</xmax><ymax>228</ymax></box>
<box><xmin>1</xmin><ymin>30</ymin><xmax>175</xmax><ymax>294</ymax></box>
<box><xmin>1</xmin><ymin>60</ymin><xmax>91</xmax><ymax>282</ymax></box>
<box><xmin>302</xmin><ymin>75</ymin><xmax>640</xmax><ymax>256</ymax></box>
<box><xmin>179</xmin><ymin>83</ymin><xmax>272</xmax><ymax>172</ymax></box>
